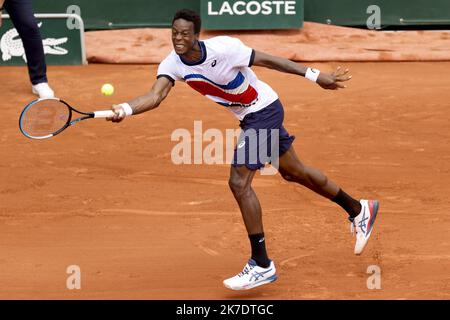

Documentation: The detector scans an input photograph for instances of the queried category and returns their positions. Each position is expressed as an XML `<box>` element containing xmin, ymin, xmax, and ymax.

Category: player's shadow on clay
<box><xmin>222</xmin><ymin>287</ymin><xmax>274</xmax><ymax>299</ymax></box>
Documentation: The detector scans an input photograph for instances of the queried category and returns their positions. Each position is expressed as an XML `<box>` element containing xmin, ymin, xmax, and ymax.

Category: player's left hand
<box><xmin>317</xmin><ymin>67</ymin><xmax>352</xmax><ymax>90</ymax></box>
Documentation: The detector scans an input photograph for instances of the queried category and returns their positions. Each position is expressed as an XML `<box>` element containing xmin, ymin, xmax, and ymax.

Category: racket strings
<box><xmin>21</xmin><ymin>100</ymin><xmax>70</xmax><ymax>137</ymax></box>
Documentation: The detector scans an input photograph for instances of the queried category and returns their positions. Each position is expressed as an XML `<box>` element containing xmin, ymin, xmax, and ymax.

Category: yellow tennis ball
<box><xmin>101</xmin><ymin>83</ymin><xmax>114</xmax><ymax>96</ymax></box>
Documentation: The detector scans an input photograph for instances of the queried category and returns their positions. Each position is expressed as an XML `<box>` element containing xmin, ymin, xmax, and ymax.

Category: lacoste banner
<box><xmin>201</xmin><ymin>0</ymin><xmax>303</xmax><ymax>30</ymax></box>
<box><xmin>0</xmin><ymin>14</ymin><xmax>86</xmax><ymax>66</ymax></box>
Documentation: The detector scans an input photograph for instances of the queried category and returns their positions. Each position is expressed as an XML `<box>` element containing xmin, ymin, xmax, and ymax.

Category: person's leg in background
<box><xmin>3</xmin><ymin>0</ymin><xmax>54</xmax><ymax>98</ymax></box>
<box><xmin>0</xmin><ymin>0</ymin><xmax>5</xmax><ymax>27</ymax></box>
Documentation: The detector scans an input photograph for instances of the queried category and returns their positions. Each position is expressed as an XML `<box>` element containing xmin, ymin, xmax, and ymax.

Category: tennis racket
<box><xmin>19</xmin><ymin>98</ymin><xmax>115</xmax><ymax>140</ymax></box>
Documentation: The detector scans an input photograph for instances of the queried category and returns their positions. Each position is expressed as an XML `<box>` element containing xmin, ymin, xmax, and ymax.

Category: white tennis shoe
<box><xmin>223</xmin><ymin>259</ymin><xmax>277</xmax><ymax>290</ymax></box>
<box><xmin>350</xmin><ymin>199</ymin><xmax>380</xmax><ymax>255</ymax></box>
<box><xmin>32</xmin><ymin>82</ymin><xmax>55</xmax><ymax>99</ymax></box>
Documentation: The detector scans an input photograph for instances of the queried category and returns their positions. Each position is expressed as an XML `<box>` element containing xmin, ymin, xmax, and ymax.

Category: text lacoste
<box><xmin>208</xmin><ymin>1</ymin><xmax>297</xmax><ymax>16</ymax></box>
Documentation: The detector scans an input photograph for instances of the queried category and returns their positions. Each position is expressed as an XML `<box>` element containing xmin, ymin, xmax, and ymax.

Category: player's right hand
<box><xmin>107</xmin><ymin>105</ymin><xmax>127</xmax><ymax>123</ymax></box>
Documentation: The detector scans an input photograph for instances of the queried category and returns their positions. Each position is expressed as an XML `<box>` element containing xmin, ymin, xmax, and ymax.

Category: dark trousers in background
<box><xmin>4</xmin><ymin>0</ymin><xmax>47</xmax><ymax>84</ymax></box>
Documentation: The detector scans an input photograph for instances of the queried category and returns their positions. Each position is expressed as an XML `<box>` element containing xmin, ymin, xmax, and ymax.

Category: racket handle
<box><xmin>93</xmin><ymin>110</ymin><xmax>116</xmax><ymax>118</ymax></box>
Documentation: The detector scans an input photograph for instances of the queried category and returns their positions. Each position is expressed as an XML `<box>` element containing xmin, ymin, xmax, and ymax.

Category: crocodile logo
<box><xmin>1</xmin><ymin>22</ymin><xmax>68</xmax><ymax>62</ymax></box>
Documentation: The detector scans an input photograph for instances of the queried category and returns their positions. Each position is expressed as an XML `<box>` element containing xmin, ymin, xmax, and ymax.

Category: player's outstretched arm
<box><xmin>252</xmin><ymin>50</ymin><xmax>352</xmax><ymax>90</ymax></box>
<box><xmin>108</xmin><ymin>76</ymin><xmax>173</xmax><ymax>123</ymax></box>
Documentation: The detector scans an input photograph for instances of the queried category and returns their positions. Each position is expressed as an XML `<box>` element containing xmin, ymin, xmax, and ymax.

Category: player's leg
<box><xmin>4</xmin><ymin>0</ymin><xmax>53</xmax><ymax>97</ymax></box>
<box><xmin>224</xmin><ymin>164</ymin><xmax>277</xmax><ymax>290</ymax></box>
<box><xmin>228</xmin><ymin>164</ymin><xmax>268</xmax><ymax>265</ymax></box>
<box><xmin>278</xmin><ymin>145</ymin><xmax>379</xmax><ymax>254</ymax></box>
<box><xmin>278</xmin><ymin>145</ymin><xmax>361</xmax><ymax>218</ymax></box>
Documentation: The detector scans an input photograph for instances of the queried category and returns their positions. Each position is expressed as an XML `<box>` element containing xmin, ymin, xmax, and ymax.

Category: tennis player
<box><xmin>108</xmin><ymin>9</ymin><xmax>379</xmax><ymax>291</ymax></box>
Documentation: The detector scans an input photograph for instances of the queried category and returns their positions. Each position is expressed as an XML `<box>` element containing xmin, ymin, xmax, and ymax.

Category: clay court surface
<box><xmin>1</xmin><ymin>62</ymin><xmax>449</xmax><ymax>299</ymax></box>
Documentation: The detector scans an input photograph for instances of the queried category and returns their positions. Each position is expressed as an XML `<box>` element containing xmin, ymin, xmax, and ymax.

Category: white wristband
<box><xmin>305</xmin><ymin>68</ymin><xmax>321</xmax><ymax>82</ymax></box>
<box><xmin>119</xmin><ymin>103</ymin><xmax>133</xmax><ymax>116</ymax></box>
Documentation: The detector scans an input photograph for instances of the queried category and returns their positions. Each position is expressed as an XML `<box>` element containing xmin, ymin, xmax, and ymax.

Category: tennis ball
<box><xmin>101</xmin><ymin>83</ymin><xmax>114</xmax><ymax>96</ymax></box>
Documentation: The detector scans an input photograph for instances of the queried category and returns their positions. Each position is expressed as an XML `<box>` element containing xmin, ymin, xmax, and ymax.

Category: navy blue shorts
<box><xmin>232</xmin><ymin>99</ymin><xmax>295</xmax><ymax>170</ymax></box>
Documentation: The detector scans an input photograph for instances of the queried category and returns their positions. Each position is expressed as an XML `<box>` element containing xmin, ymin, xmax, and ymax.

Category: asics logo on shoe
<box><xmin>211</xmin><ymin>59</ymin><xmax>217</xmax><ymax>67</ymax></box>
<box><xmin>358</xmin><ymin>208</ymin><xmax>369</xmax><ymax>234</ymax></box>
<box><xmin>249</xmin><ymin>269</ymin><xmax>273</xmax><ymax>282</ymax></box>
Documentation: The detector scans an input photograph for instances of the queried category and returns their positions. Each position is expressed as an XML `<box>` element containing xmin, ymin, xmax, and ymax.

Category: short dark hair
<box><xmin>172</xmin><ymin>9</ymin><xmax>202</xmax><ymax>34</ymax></box>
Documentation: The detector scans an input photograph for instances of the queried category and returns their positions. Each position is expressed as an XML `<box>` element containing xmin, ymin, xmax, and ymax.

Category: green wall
<box><xmin>0</xmin><ymin>15</ymin><xmax>85</xmax><ymax>66</ymax></box>
<box><xmin>33</xmin><ymin>0</ymin><xmax>199</xmax><ymax>30</ymax></box>
<box><xmin>32</xmin><ymin>0</ymin><xmax>450</xmax><ymax>30</ymax></box>
<box><xmin>304</xmin><ymin>0</ymin><xmax>450</xmax><ymax>26</ymax></box>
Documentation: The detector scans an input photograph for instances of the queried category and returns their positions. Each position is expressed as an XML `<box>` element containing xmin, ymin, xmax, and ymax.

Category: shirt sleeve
<box><xmin>220</xmin><ymin>36</ymin><xmax>255</xmax><ymax>68</ymax></box>
<box><xmin>157</xmin><ymin>54</ymin><xmax>182</xmax><ymax>86</ymax></box>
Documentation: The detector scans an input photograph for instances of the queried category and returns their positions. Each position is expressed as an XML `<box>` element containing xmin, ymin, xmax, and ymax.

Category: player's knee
<box><xmin>228</xmin><ymin>175</ymin><xmax>248</xmax><ymax>196</ymax></box>
<box><xmin>281</xmin><ymin>167</ymin><xmax>307</xmax><ymax>184</ymax></box>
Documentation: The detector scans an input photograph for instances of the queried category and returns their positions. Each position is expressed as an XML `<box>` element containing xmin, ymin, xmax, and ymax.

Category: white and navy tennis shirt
<box><xmin>157</xmin><ymin>36</ymin><xmax>279</xmax><ymax>120</ymax></box>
